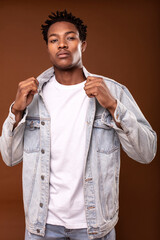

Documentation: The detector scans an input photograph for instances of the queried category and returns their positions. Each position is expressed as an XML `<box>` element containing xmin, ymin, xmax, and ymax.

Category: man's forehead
<box><xmin>48</xmin><ymin>21</ymin><xmax>79</xmax><ymax>36</ymax></box>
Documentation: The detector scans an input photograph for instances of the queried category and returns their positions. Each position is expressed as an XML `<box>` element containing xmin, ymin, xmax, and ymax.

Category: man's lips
<box><xmin>57</xmin><ymin>50</ymin><xmax>70</xmax><ymax>58</ymax></box>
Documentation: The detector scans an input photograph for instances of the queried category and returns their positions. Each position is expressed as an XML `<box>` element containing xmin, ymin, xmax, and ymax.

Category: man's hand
<box><xmin>12</xmin><ymin>77</ymin><xmax>39</xmax><ymax>127</ymax></box>
<box><xmin>84</xmin><ymin>76</ymin><xmax>121</xmax><ymax>128</ymax></box>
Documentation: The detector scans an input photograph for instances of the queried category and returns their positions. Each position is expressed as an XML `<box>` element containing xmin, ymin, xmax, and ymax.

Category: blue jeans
<box><xmin>25</xmin><ymin>224</ymin><xmax>116</xmax><ymax>240</ymax></box>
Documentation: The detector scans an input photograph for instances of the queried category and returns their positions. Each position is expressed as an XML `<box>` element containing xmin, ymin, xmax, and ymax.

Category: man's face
<box><xmin>47</xmin><ymin>21</ymin><xmax>87</xmax><ymax>70</ymax></box>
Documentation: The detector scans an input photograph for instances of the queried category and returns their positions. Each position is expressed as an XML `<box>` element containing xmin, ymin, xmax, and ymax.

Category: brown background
<box><xmin>0</xmin><ymin>0</ymin><xmax>159</xmax><ymax>239</ymax></box>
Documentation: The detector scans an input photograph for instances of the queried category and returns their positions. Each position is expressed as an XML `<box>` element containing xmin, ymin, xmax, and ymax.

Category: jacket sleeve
<box><xmin>0</xmin><ymin>104</ymin><xmax>28</xmax><ymax>166</ymax></box>
<box><xmin>101</xmin><ymin>85</ymin><xmax>157</xmax><ymax>164</ymax></box>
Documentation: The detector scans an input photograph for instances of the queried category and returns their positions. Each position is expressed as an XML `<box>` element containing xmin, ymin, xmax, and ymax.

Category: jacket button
<box><xmin>85</xmin><ymin>178</ymin><xmax>93</xmax><ymax>182</ymax></box>
<box><xmin>41</xmin><ymin>175</ymin><xmax>44</xmax><ymax>180</ymax></box>
<box><xmin>40</xmin><ymin>203</ymin><xmax>43</xmax><ymax>208</ymax></box>
<box><xmin>41</xmin><ymin>121</ymin><xmax>45</xmax><ymax>126</ymax></box>
<box><xmin>37</xmin><ymin>229</ymin><xmax>40</xmax><ymax>233</ymax></box>
<box><xmin>41</xmin><ymin>149</ymin><xmax>45</xmax><ymax>154</ymax></box>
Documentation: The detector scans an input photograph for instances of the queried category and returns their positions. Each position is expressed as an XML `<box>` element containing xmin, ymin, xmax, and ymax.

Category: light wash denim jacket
<box><xmin>0</xmin><ymin>67</ymin><xmax>157</xmax><ymax>239</ymax></box>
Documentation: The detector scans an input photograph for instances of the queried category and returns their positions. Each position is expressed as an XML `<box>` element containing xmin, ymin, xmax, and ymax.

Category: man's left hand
<box><xmin>84</xmin><ymin>76</ymin><xmax>121</xmax><ymax>128</ymax></box>
<box><xmin>84</xmin><ymin>76</ymin><xmax>117</xmax><ymax>111</ymax></box>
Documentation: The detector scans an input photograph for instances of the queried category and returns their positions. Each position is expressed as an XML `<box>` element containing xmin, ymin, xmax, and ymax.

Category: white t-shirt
<box><xmin>43</xmin><ymin>75</ymin><xmax>89</xmax><ymax>229</ymax></box>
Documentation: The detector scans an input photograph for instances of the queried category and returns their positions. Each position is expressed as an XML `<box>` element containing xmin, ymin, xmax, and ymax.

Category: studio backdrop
<box><xmin>0</xmin><ymin>1</ymin><xmax>159</xmax><ymax>240</ymax></box>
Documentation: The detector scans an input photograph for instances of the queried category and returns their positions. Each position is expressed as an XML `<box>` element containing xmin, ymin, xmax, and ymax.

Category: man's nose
<box><xmin>58</xmin><ymin>39</ymin><xmax>68</xmax><ymax>49</ymax></box>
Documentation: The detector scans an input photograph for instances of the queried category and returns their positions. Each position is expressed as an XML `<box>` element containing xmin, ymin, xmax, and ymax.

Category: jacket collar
<box><xmin>37</xmin><ymin>66</ymin><xmax>91</xmax><ymax>93</ymax></box>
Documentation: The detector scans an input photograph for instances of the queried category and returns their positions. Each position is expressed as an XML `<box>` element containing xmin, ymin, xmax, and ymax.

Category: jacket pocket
<box><xmin>93</xmin><ymin>118</ymin><xmax>119</xmax><ymax>155</ymax></box>
<box><xmin>93</xmin><ymin>117</ymin><xmax>111</xmax><ymax>130</ymax></box>
<box><xmin>24</xmin><ymin>119</ymin><xmax>40</xmax><ymax>153</ymax></box>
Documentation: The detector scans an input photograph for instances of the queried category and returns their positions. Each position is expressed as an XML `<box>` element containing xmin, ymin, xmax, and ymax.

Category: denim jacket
<box><xmin>0</xmin><ymin>67</ymin><xmax>157</xmax><ymax>239</ymax></box>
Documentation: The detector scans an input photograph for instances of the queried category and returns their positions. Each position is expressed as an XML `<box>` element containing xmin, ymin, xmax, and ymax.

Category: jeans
<box><xmin>25</xmin><ymin>224</ymin><xmax>116</xmax><ymax>240</ymax></box>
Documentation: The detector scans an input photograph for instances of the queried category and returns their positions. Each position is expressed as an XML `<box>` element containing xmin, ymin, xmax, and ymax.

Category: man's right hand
<box><xmin>12</xmin><ymin>77</ymin><xmax>39</xmax><ymax>127</ymax></box>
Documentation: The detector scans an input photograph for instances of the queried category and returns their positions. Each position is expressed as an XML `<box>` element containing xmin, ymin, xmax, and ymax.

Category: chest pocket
<box><xmin>93</xmin><ymin>116</ymin><xmax>119</xmax><ymax>154</ymax></box>
<box><xmin>24</xmin><ymin>119</ymin><xmax>40</xmax><ymax>153</ymax></box>
<box><xmin>93</xmin><ymin>117</ymin><xmax>111</xmax><ymax>130</ymax></box>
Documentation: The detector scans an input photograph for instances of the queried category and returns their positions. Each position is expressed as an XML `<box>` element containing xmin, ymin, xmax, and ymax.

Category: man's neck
<box><xmin>54</xmin><ymin>66</ymin><xmax>86</xmax><ymax>85</ymax></box>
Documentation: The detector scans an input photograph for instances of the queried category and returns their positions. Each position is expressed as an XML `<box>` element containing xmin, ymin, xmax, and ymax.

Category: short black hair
<box><xmin>41</xmin><ymin>10</ymin><xmax>87</xmax><ymax>44</ymax></box>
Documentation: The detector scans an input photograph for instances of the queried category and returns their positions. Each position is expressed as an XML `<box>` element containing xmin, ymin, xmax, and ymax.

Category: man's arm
<box><xmin>84</xmin><ymin>76</ymin><xmax>157</xmax><ymax>164</ymax></box>
<box><xmin>0</xmin><ymin>77</ymin><xmax>38</xmax><ymax>166</ymax></box>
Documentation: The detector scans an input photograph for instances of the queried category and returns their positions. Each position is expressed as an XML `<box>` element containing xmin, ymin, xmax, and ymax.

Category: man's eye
<box><xmin>67</xmin><ymin>37</ymin><xmax>75</xmax><ymax>41</ymax></box>
<box><xmin>50</xmin><ymin>39</ymin><xmax>58</xmax><ymax>43</ymax></box>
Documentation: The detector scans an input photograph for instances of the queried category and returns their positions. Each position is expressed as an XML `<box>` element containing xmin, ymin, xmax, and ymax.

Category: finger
<box><xmin>86</xmin><ymin>76</ymin><xmax>102</xmax><ymax>81</ymax></box>
<box><xmin>19</xmin><ymin>84</ymin><xmax>38</xmax><ymax>97</ymax></box>
<box><xmin>84</xmin><ymin>82</ymin><xmax>102</xmax><ymax>91</ymax></box>
<box><xmin>87</xmin><ymin>94</ymin><xmax>96</xmax><ymax>98</ymax></box>
<box><xmin>19</xmin><ymin>77</ymin><xmax>39</xmax><ymax>88</ymax></box>
<box><xmin>28</xmin><ymin>90</ymin><xmax>38</xmax><ymax>96</ymax></box>
<box><xmin>86</xmin><ymin>77</ymin><xmax>96</xmax><ymax>84</ymax></box>
<box><xmin>86</xmin><ymin>77</ymin><xmax>103</xmax><ymax>86</ymax></box>
<box><xmin>85</xmin><ymin>87</ymin><xmax>99</xmax><ymax>97</ymax></box>
<box><xmin>85</xmin><ymin>80</ymin><xmax>102</xmax><ymax>87</ymax></box>
<box><xmin>34</xmin><ymin>78</ymin><xmax>39</xmax><ymax>87</ymax></box>
<box><xmin>19</xmin><ymin>80</ymin><xmax>38</xmax><ymax>92</ymax></box>
<box><xmin>85</xmin><ymin>92</ymin><xmax>97</xmax><ymax>98</ymax></box>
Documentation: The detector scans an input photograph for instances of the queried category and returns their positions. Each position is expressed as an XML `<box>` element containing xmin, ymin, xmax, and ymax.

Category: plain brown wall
<box><xmin>0</xmin><ymin>0</ymin><xmax>159</xmax><ymax>239</ymax></box>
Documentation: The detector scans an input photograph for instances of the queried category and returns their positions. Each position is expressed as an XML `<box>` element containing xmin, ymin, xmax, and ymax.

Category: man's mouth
<box><xmin>57</xmin><ymin>50</ymin><xmax>70</xmax><ymax>58</ymax></box>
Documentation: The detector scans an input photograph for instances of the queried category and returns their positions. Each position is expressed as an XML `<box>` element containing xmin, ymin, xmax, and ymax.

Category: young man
<box><xmin>0</xmin><ymin>10</ymin><xmax>157</xmax><ymax>240</ymax></box>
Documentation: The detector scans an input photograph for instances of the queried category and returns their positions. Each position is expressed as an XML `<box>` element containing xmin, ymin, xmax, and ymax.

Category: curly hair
<box><xmin>41</xmin><ymin>10</ymin><xmax>87</xmax><ymax>44</ymax></box>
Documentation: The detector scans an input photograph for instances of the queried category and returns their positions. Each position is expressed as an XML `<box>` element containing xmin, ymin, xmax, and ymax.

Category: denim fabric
<box><xmin>0</xmin><ymin>67</ymin><xmax>157</xmax><ymax>239</ymax></box>
<box><xmin>25</xmin><ymin>225</ymin><xmax>116</xmax><ymax>240</ymax></box>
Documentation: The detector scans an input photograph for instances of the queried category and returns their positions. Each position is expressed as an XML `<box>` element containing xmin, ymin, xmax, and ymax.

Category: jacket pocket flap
<box><xmin>26</xmin><ymin>119</ymin><xmax>40</xmax><ymax>129</ymax></box>
<box><xmin>93</xmin><ymin>118</ymin><xmax>111</xmax><ymax>130</ymax></box>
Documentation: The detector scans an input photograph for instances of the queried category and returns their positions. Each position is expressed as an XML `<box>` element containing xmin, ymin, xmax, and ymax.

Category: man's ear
<box><xmin>81</xmin><ymin>41</ymin><xmax>87</xmax><ymax>53</ymax></box>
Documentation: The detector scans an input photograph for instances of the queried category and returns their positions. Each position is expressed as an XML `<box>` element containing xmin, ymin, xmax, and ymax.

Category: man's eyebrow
<box><xmin>65</xmin><ymin>31</ymin><xmax>78</xmax><ymax>35</ymax></box>
<box><xmin>48</xmin><ymin>31</ymin><xmax>78</xmax><ymax>38</ymax></box>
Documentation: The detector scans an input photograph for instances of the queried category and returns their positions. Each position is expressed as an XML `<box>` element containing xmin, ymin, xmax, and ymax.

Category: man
<box><xmin>0</xmin><ymin>10</ymin><xmax>157</xmax><ymax>240</ymax></box>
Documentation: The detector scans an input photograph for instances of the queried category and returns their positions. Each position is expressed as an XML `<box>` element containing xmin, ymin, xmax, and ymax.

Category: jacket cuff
<box><xmin>8</xmin><ymin>103</ymin><xmax>28</xmax><ymax>131</ymax></box>
<box><xmin>101</xmin><ymin>99</ymin><xmax>136</xmax><ymax>134</ymax></box>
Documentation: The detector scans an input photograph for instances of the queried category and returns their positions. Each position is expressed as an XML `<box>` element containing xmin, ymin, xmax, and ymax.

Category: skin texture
<box><xmin>12</xmin><ymin>77</ymin><xmax>39</xmax><ymax>127</ymax></box>
<box><xmin>12</xmin><ymin>21</ymin><xmax>120</xmax><ymax>128</ymax></box>
<box><xmin>47</xmin><ymin>21</ymin><xmax>87</xmax><ymax>85</ymax></box>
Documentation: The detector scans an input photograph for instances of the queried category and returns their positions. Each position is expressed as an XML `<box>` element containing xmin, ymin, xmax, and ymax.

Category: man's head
<box><xmin>41</xmin><ymin>10</ymin><xmax>87</xmax><ymax>70</ymax></box>
<box><xmin>41</xmin><ymin>10</ymin><xmax>87</xmax><ymax>44</ymax></box>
